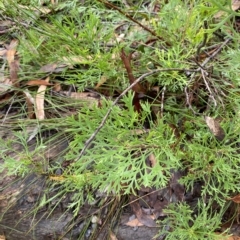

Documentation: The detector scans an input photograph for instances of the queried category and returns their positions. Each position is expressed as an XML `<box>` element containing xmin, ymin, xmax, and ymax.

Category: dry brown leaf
<box><xmin>125</xmin><ymin>215</ymin><xmax>155</xmax><ymax>227</ymax></box>
<box><xmin>18</xmin><ymin>4</ymin><xmax>51</xmax><ymax>14</ymax></box>
<box><xmin>53</xmin><ymin>82</ymin><xmax>62</xmax><ymax>92</ymax></box>
<box><xmin>95</xmin><ymin>75</ymin><xmax>107</xmax><ymax>89</ymax></box>
<box><xmin>9</xmin><ymin>60</ymin><xmax>19</xmax><ymax>87</ymax></box>
<box><xmin>40</xmin><ymin>63</ymin><xmax>57</xmax><ymax>73</ymax></box>
<box><xmin>35</xmin><ymin>77</ymin><xmax>49</xmax><ymax>120</ymax></box>
<box><xmin>0</xmin><ymin>78</ymin><xmax>12</xmax><ymax>92</ymax></box>
<box><xmin>228</xmin><ymin>194</ymin><xmax>240</xmax><ymax>203</ymax></box>
<box><xmin>0</xmin><ymin>63</ymin><xmax>12</xmax><ymax>92</ymax></box>
<box><xmin>0</xmin><ymin>20</ymin><xmax>12</xmax><ymax>28</ymax></box>
<box><xmin>61</xmin><ymin>91</ymin><xmax>100</xmax><ymax>107</ymax></box>
<box><xmin>170</xmin><ymin>170</ymin><xmax>185</xmax><ymax>202</ymax></box>
<box><xmin>40</xmin><ymin>56</ymin><xmax>93</xmax><ymax>74</ymax></box>
<box><xmin>130</xmin><ymin>196</ymin><xmax>157</xmax><ymax>227</ymax></box>
<box><xmin>26</xmin><ymin>79</ymin><xmax>54</xmax><ymax>86</ymax></box>
<box><xmin>6</xmin><ymin>39</ymin><xmax>18</xmax><ymax>64</ymax></box>
<box><xmin>5</xmin><ymin>40</ymin><xmax>19</xmax><ymax>87</ymax></box>
<box><xmin>216</xmin><ymin>232</ymin><xmax>240</xmax><ymax>240</ymax></box>
<box><xmin>125</xmin><ymin>217</ymin><xmax>144</xmax><ymax>227</ymax></box>
<box><xmin>24</xmin><ymin>90</ymin><xmax>35</xmax><ymax>119</ymax></box>
<box><xmin>115</xmin><ymin>33</ymin><xmax>125</xmax><ymax>43</ymax></box>
<box><xmin>0</xmin><ymin>49</ymin><xmax>7</xmax><ymax>56</ymax></box>
<box><xmin>40</xmin><ymin>63</ymin><xmax>68</xmax><ymax>73</ymax></box>
<box><xmin>0</xmin><ymin>235</ymin><xmax>5</xmax><ymax>240</ymax></box>
<box><xmin>215</xmin><ymin>0</ymin><xmax>240</xmax><ymax>18</ymax></box>
<box><xmin>205</xmin><ymin>116</ymin><xmax>225</xmax><ymax>141</ymax></box>
<box><xmin>49</xmin><ymin>175</ymin><xmax>66</xmax><ymax>181</ymax></box>
<box><xmin>6</xmin><ymin>39</ymin><xmax>18</xmax><ymax>50</ymax></box>
<box><xmin>232</xmin><ymin>0</ymin><xmax>240</xmax><ymax>11</ymax></box>
<box><xmin>129</xmin><ymin>129</ymin><xmax>150</xmax><ymax>135</ymax></box>
<box><xmin>109</xmin><ymin>231</ymin><xmax>118</xmax><ymax>240</ymax></box>
<box><xmin>148</xmin><ymin>153</ymin><xmax>157</xmax><ymax>167</ymax></box>
<box><xmin>62</xmin><ymin>55</ymin><xmax>93</xmax><ymax>65</ymax></box>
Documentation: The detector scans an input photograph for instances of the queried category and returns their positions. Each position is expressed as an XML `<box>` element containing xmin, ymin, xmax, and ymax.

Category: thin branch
<box><xmin>201</xmin><ymin>69</ymin><xmax>217</xmax><ymax>107</ymax></box>
<box><xmin>1</xmin><ymin>97</ymin><xmax>14</xmax><ymax>125</ymax></box>
<box><xmin>75</xmin><ymin>68</ymin><xmax>188</xmax><ymax>161</ymax></box>
<box><xmin>184</xmin><ymin>38</ymin><xmax>231</xmax><ymax>113</ymax></box>
<box><xmin>120</xmin><ymin>49</ymin><xmax>144</xmax><ymax>93</ymax></box>
<box><xmin>161</xmin><ymin>86</ymin><xmax>166</xmax><ymax>118</ymax></box>
<box><xmin>96</xmin><ymin>0</ymin><xmax>170</xmax><ymax>48</ymax></box>
<box><xmin>198</xmin><ymin>38</ymin><xmax>231</xmax><ymax>69</ymax></box>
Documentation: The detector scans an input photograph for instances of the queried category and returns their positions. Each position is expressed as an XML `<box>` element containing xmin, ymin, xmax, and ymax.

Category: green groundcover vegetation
<box><xmin>1</xmin><ymin>0</ymin><xmax>240</xmax><ymax>239</ymax></box>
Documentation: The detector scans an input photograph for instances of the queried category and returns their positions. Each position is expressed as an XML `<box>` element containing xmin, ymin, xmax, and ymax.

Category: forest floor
<box><xmin>1</xmin><ymin>0</ymin><xmax>240</xmax><ymax>239</ymax></box>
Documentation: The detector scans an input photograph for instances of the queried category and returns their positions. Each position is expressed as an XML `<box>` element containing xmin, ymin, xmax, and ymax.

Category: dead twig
<box><xmin>184</xmin><ymin>87</ymin><xmax>198</xmax><ymax>115</ymax></box>
<box><xmin>120</xmin><ymin>49</ymin><xmax>145</xmax><ymax>93</ymax></box>
<box><xmin>197</xmin><ymin>38</ymin><xmax>231</xmax><ymax>69</ymax></box>
<box><xmin>200</xmin><ymin>69</ymin><xmax>217</xmax><ymax>107</ymax></box>
<box><xmin>184</xmin><ymin>38</ymin><xmax>231</xmax><ymax>113</ymax></box>
<box><xmin>96</xmin><ymin>0</ymin><xmax>170</xmax><ymax>48</ymax></box>
<box><xmin>160</xmin><ymin>86</ymin><xmax>166</xmax><ymax>118</ymax></box>
<box><xmin>1</xmin><ymin>97</ymin><xmax>14</xmax><ymax>125</ymax></box>
<box><xmin>120</xmin><ymin>49</ymin><xmax>145</xmax><ymax>113</ymax></box>
<box><xmin>75</xmin><ymin>68</ymin><xmax>191</xmax><ymax>162</ymax></box>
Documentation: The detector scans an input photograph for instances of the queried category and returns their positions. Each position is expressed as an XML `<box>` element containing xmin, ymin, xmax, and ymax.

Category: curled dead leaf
<box><xmin>228</xmin><ymin>194</ymin><xmax>240</xmax><ymax>203</ymax></box>
<box><xmin>205</xmin><ymin>116</ymin><xmax>225</xmax><ymax>141</ymax></box>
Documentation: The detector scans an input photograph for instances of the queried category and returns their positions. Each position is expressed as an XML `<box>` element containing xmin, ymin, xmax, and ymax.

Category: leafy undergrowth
<box><xmin>1</xmin><ymin>0</ymin><xmax>240</xmax><ymax>239</ymax></box>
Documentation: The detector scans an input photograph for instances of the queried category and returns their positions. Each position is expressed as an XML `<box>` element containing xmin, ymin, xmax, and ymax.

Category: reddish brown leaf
<box><xmin>120</xmin><ymin>49</ymin><xmax>145</xmax><ymax>93</ymax></box>
<box><xmin>26</xmin><ymin>80</ymin><xmax>54</xmax><ymax>86</ymax></box>
<box><xmin>228</xmin><ymin>194</ymin><xmax>240</xmax><ymax>203</ymax></box>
